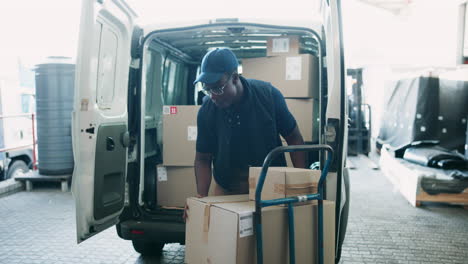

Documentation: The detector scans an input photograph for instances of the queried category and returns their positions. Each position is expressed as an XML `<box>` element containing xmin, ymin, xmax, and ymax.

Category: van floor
<box><xmin>0</xmin><ymin>154</ymin><xmax>467</xmax><ymax>263</ymax></box>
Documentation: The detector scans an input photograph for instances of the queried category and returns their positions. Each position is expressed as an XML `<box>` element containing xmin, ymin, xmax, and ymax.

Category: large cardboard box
<box><xmin>249</xmin><ymin>167</ymin><xmax>320</xmax><ymax>202</ymax></box>
<box><xmin>156</xmin><ymin>166</ymin><xmax>197</xmax><ymax>207</ymax></box>
<box><xmin>163</xmin><ymin>105</ymin><xmax>200</xmax><ymax>166</ymax></box>
<box><xmin>242</xmin><ymin>54</ymin><xmax>319</xmax><ymax>98</ymax></box>
<box><xmin>185</xmin><ymin>195</ymin><xmax>335</xmax><ymax>264</ymax></box>
<box><xmin>286</xmin><ymin>98</ymin><xmax>319</xmax><ymax>142</ymax></box>
<box><xmin>156</xmin><ymin>166</ymin><xmax>216</xmax><ymax>207</ymax></box>
<box><xmin>266</xmin><ymin>36</ymin><xmax>300</xmax><ymax>57</ymax></box>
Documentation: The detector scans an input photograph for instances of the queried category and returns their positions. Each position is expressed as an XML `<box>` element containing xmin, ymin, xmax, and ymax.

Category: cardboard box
<box><xmin>156</xmin><ymin>166</ymin><xmax>197</xmax><ymax>207</ymax></box>
<box><xmin>266</xmin><ymin>36</ymin><xmax>300</xmax><ymax>57</ymax></box>
<box><xmin>156</xmin><ymin>166</ymin><xmax>216</xmax><ymax>208</ymax></box>
<box><xmin>249</xmin><ymin>167</ymin><xmax>320</xmax><ymax>202</ymax></box>
<box><xmin>163</xmin><ymin>105</ymin><xmax>200</xmax><ymax>166</ymax></box>
<box><xmin>185</xmin><ymin>195</ymin><xmax>335</xmax><ymax>264</ymax></box>
<box><xmin>286</xmin><ymin>98</ymin><xmax>319</xmax><ymax>142</ymax></box>
<box><xmin>241</xmin><ymin>54</ymin><xmax>319</xmax><ymax>98</ymax></box>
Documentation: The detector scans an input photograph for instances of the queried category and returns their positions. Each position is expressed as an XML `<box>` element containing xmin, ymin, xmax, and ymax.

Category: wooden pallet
<box><xmin>15</xmin><ymin>170</ymin><xmax>71</xmax><ymax>192</ymax></box>
<box><xmin>380</xmin><ymin>147</ymin><xmax>468</xmax><ymax>208</ymax></box>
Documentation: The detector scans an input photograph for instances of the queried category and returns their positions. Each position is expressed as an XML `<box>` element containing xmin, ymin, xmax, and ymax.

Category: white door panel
<box><xmin>72</xmin><ymin>0</ymin><xmax>136</xmax><ymax>243</ymax></box>
<box><xmin>323</xmin><ymin>1</ymin><xmax>343</xmax><ymax>120</ymax></box>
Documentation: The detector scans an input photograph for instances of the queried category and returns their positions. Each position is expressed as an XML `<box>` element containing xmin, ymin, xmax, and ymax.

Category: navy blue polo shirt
<box><xmin>196</xmin><ymin>78</ymin><xmax>297</xmax><ymax>182</ymax></box>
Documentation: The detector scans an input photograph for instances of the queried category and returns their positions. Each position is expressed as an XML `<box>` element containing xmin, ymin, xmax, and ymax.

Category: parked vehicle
<box><xmin>72</xmin><ymin>0</ymin><xmax>349</xmax><ymax>263</ymax></box>
<box><xmin>0</xmin><ymin>80</ymin><xmax>35</xmax><ymax>181</ymax></box>
<box><xmin>0</xmin><ymin>141</ymin><xmax>33</xmax><ymax>181</ymax></box>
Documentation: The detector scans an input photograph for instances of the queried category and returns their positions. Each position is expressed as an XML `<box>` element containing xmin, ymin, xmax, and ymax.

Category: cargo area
<box><xmin>134</xmin><ymin>24</ymin><xmax>325</xmax><ymax>216</ymax></box>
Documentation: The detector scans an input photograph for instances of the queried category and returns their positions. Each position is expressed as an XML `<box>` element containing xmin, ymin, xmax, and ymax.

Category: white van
<box><xmin>71</xmin><ymin>0</ymin><xmax>349</xmax><ymax>262</ymax></box>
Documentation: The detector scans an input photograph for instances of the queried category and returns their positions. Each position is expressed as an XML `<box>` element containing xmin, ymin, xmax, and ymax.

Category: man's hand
<box><xmin>183</xmin><ymin>194</ymin><xmax>206</xmax><ymax>223</ymax></box>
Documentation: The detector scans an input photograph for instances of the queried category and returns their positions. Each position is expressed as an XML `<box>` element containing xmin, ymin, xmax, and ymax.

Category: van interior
<box><xmin>129</xmin><ymin>21</ymin><xmax>325</xmax><ymax>216</ymax></box>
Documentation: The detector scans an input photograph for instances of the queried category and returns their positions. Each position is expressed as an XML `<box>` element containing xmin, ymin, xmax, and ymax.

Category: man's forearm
<box><xmin>290</xmin><ymin>149</ymin><xmax>307</xmax><ymax>168</ymax></box>
<box><xmin>285</xmin><ymin>126</ymin><xmax>307</xmax><ymax>168</ymax></box>
<box><xmin>194</xmin><ymin>160</ymin><xmax>212</xmax><ymax>197</ymax></box>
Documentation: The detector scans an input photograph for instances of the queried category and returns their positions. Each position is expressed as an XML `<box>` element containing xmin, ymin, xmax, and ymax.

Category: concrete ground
<box><xmin>0</xmin><ymin>154</ymin><xmax>467</xmax><ymax>264</ymax></box>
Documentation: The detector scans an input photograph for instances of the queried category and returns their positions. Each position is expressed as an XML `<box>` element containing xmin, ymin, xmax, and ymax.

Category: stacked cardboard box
<box><xmin>158</xmin><ymin>105</ymin><xmax>200</xmax><ymax>208</ymax></box>
<box><xmin>266</xmin><ymin>35</ymin><xmax>300</xmax><ymax>57</ymax></box>
<box><xmin>162</xmin><ymin>105</ymin><xmax>200</xmax><ymax>166</ymax></box>
<box><xmin>242</xmin><ymin>54</ymin><xmax>319</xmax><ymax>99</ymax></box>
<box><xmin>248</xmin><ymin>167</ymin><xmax>320</xmax><ymax>202</ymax></box>
<box><xmin>285</xmin><ymin>98</ymin><xmax>319</xmax><ymax>142</ymax></box>
<box><xmin>185</xmin><ymin>167</ymin><xmax>335</xmax><ymax>263</ymax></box>
<box><xmin>242</xmin><ymin>36</ymin><xmax>320</xmax><ymax>143</ymax></box>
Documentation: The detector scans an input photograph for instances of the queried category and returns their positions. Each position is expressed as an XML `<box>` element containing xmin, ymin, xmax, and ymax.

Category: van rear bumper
<box><xmin>117</xmin><ymin>219</ymin><xmax>185</xmax><ymax>244</ymax></box>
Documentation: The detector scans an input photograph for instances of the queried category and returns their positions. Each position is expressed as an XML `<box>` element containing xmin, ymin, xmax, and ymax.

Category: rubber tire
<box><xmin>132</xmin><ymin>240</ymin><xmax>164</xmax><ymax>256</ymax></box>
<box><xmin>5</xmin><ymin>160</ymin><xmax>29</xmax><ymax>180</ymax></box>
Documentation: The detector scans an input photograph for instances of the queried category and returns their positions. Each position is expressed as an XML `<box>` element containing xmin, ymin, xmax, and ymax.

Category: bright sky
<box><xmin>0</xmin><ymin>0</ymin><xmax>81</xmax><ymax>74</ymax></box>
<box><xmin>342</xmin><ymin>0</ymin><xmax>459</xmax><ymax>68</ymax></box>
<box><xmin>127</xmin><ymin>0</ymin><xmax>321</xmax><ymax>24</ymax></box>
<box><xmin>0</xmin><ymin>0</ymin><xmax>461</xmax><ymax>81</ymax></box>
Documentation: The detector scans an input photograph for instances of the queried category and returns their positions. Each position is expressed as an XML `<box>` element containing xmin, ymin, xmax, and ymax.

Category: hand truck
<box><xmin>254</xmin><ymin>144</ymin><xmax>333</xmax><ymax>264</ymax></box>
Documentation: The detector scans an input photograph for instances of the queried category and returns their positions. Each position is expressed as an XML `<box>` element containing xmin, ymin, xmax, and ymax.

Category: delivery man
<box><xmin>193</xmin><ymin>48</ymin><xmax>307</xmax><ymax>197</ymax></box>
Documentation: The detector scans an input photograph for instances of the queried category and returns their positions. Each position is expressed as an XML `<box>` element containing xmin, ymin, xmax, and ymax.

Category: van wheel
<box><xmin>132</xmin><ymin>240</ymin><xmax>164</xmax><ymax>255</ymax></box>
<box><xmin>5</xmin><ymin>160</ymin><xmax>29</xmax><ymax>180</ymax></box>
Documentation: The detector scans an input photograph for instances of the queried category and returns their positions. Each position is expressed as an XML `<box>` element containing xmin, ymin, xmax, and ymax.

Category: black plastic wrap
<box><xmin>438</xmin><ymin>79</ymin><xmax>468</xmax><ymax>152</ymax></box>
<box><xmin>378</xmin><ymin>77</ymin><xmax>439</xmax><ymax>149</ymax></box>
<box><xmin>378</xmin><ymin>76</ymin><xmax>468</xmax><ymax>152</ymax></box>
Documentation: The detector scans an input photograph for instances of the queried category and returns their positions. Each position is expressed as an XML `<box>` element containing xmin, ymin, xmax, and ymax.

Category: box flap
<box><xmin>188</xmin><ymin>194</ymin><xmax>248</xmax><ymax>204</ymax></box>
<box><xmin>213</xmin><ymin>201</ymin><xmax>255</xmax><ymax>213</ymax></box>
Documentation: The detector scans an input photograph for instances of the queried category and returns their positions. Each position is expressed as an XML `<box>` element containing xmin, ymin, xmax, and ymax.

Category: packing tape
<box><xmin>203</xmin><ymin>205</ymin><xmax>210</xmax><ymax>243</ymax></box>
<box><xmin>275</xmin><ymin>183</ymin><xmax>317</xmax><ymax>195</ymax></box>
<box><xmin>248</xmin><ymin>177</ymin><xmax>256</xmax><ymax>188</ymax></box>
<box><xmin>250</xmin><ymin>177</ymin><xmax>317</xmax><ymax>190</ymax></box>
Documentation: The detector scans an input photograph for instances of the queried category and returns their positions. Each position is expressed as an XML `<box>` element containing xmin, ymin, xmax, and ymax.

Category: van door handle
<box><xmin>106</xmin><ymin>137</ymin><xmax>115</xmax><ymax>151</ymax></box>
<box><xmin>121</xmin><ymin>131</ymin><xmax>130</xmax><ymax>148</ymax></box>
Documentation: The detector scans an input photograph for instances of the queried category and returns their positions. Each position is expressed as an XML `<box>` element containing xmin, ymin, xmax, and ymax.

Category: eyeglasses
<box><xmin>202</xmin><ymin>74</ymin><xmax>232</xmax><ymax>96</ymax></box>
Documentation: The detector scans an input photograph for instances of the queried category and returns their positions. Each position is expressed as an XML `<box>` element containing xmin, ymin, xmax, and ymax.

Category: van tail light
<box><xmin>131</xmin><ymin>230</ymin><xmax>144</xmax><ymax>235</ymax></box>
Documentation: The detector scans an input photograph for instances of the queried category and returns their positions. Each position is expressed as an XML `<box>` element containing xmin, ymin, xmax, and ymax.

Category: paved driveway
<box><xmin>1</xmin><ymin>155</ymin><xmax>467</xmax><ymax>264</ymax></box>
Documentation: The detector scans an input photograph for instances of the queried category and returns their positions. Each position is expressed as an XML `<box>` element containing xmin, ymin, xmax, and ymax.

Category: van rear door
<box><xmin>71</xmin><ymin>0</ymin><xmax>136</xmax><ymax>243</ymax></box>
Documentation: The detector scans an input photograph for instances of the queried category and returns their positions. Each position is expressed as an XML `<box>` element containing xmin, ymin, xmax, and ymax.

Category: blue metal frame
<box><xmin>254</xmin><ymin>144</ymin><xmax>333</xmax><ymax>264</ymax></box>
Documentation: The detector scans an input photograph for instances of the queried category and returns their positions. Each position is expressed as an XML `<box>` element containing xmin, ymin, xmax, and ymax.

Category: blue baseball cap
<box><xmin>193</xmin><ymin>48</ymin><xmax>239</xmax><ymax>85</ymax></box>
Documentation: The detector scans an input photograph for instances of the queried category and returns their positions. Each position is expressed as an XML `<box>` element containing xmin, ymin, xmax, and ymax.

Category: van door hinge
<box><xmin>324</xmin><ymin>124</ymin><xmax>336</xmax><ymax>143</ymax></box>
<box><xmin>130</xmin><ymin>58</ymin><xmax>140</xmax><ymax>69</ymax></box>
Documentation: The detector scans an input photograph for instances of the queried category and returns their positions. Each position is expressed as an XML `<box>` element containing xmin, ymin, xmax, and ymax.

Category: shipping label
<box><xmin>163</xmin><ymin>106</ymin><xmax>178</xmax><ymax>115</ymax></box>
<box><xmin>272</xmin><ymin>38</ymin><xmax>290</xmax><ymax>53</ymax></box>
<box><xmin>187</xmin><ymin>126</ymin><xmax>197</xmax><ymax>141</ymax></box>
<box><xmin>163</xmin><ymin>106</ymin><xmax>170</xmax><ymax>115</ymax></box>
<box><xmin>239</xmin><ymin>212</ymin><xmax>254</xmax><ymax>238</ymax></box>
<box><xmin>157</xmin><ymin>167</ymin><xmax>168</xmax><ymax>182</ymax></box>
<box><xmin>285</xmin><ymin>56</ymin><xmax>302</xmax><ymax>80</ymax></box>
